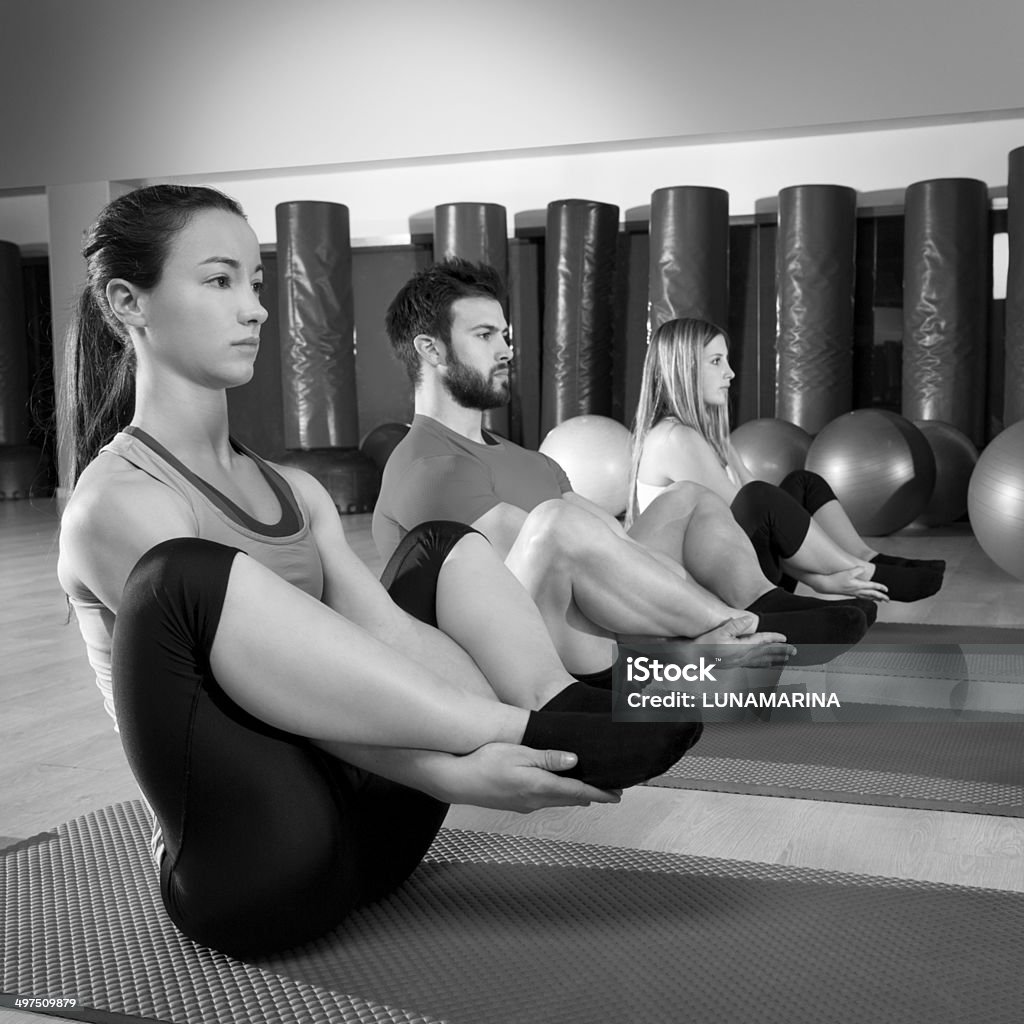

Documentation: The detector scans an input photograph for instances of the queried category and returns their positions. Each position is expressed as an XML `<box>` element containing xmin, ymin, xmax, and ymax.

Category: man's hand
<box><xmin>438</xmin><ymin>743</ymin><xmax>622</xmax><ymax>813</ymax></box>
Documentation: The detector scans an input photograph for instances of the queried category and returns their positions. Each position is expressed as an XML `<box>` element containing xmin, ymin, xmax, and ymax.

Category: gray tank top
<box><xmin>108</xmin><ymin>427</ymin><xmax>325</xmax><ymax>597</ymax></box>
<box><xmin>69</xmin><ymin>428</ymin><xmax>325</xmax><ymax>730</ymax></box>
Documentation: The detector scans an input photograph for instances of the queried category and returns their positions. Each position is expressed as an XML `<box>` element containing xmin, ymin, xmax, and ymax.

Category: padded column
<box><xmin>276</xmin><ymin>201</ymin><xmax>358</xmax><ymax>450</ymax></box>
<box><xmin>649</xmin><ymin>186</ymin><xmax>729</xmax><ymax>333</ymax></box>
<box><xmin>775</xmin><ymin>185</ymin><xmax>857</xmax><ymax>435</ymax></box>
<box><xmin>541</xmin><ymin>199</ymin><xmax>620</xmax><ymax>435</ymax></box>
<box><xmin>1006</xmin><ymin>149</ymin><xmax>1024</xmax><ymax>428</ymax></box>
<box><xmin>0</xmin><ymin>242</ymin><xmax>28</xmax><ymax>447</ymax></box>
<box><xmin>902</xmin><ymin>178</ymin><xmax>989</xmax><ymax>446</ymax></box>
<box><xmin>275</xmin><ymin>202</ymin><xmax>374</xmax><ymax>513</ymax></box>
<box><xmin>433</xmin><ymin>202</ymin><xmax>510</xmax><ymax>438</ymax></box>
<box><xmin>0</xmin><ymin>240</ymin><xmax>47</xmax><ymax>499</ymax></box>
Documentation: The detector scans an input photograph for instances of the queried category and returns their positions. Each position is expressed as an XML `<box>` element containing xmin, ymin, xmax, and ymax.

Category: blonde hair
<box><xmin>626</xmin><ymin>317</ymin><xmax>732</xmax><ymax>526</ymax></box>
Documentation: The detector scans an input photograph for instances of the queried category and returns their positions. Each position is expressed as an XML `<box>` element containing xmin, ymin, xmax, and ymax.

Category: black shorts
<box><xmin>112</xmin><ymin>520</ymin><xmax>475</xmax><ymax>956</ymax></box>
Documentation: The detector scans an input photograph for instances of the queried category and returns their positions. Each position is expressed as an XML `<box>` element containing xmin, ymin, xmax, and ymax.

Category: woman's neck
<box><xmin>131</xmin><ymin>372</ymin><xmax>234</xmax><ymax>465</ymax></box>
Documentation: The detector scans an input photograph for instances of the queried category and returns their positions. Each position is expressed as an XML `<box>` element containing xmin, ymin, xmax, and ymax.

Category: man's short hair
<box><xmin>385</xmin><ymin>258</ymin><xmax>506</xmax><ymax>384</ymax></box>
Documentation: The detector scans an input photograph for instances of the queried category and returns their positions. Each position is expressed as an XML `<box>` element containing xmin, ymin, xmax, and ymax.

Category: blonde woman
<box><xmin>628</xmin><ymin>318</ymin><xmax>944</xmax><ymax>604</ymax></box>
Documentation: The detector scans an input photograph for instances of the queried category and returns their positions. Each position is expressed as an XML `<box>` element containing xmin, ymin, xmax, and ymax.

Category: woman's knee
<box><xmin>779</xmin><ymin>469</ymin><xmax>837</xmax><ymax>514</ymax></box>
<box><xmin>639</xmin><ymin>481</ymin><xmax>722</xmax><ymax>530</ymax></box>
<box><xmin>120</xmin><ymin>537</ymin><xmax>240</xmax><ymax>624</ymax></box>
<box><xmin>730</xmin><ymin>480</ymin><xmax>779</xmax><ymax>527</ymax></box>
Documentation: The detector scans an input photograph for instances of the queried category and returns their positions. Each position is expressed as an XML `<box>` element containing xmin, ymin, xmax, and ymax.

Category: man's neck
<box><xmin>414</xmin><ymin>389</ymin><xmax>487</xmax><ymax>442</ymax></box>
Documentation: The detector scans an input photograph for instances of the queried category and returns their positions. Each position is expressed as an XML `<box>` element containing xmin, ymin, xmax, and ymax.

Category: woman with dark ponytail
<box><xmin>56</xmin><ymin>185</ymin><xmax>702</xmax><ymax>956</ymax></box>
<box><xmin>60</xmin><ymin>186</ymin><xmax>243</xmax><ymax>490</ymax></box>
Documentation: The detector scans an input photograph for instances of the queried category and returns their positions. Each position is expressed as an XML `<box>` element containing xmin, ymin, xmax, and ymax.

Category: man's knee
<box><xmin>517</xmin><ymin>499</ymin><xmax>600</xmax><ymax>568</ymax></box>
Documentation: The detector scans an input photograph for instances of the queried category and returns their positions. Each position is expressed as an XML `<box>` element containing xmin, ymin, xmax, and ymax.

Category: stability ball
<box><xmin>805</xmin><ymin>409</ymin><xmax>936</xmax><ymax>536</ymax></box>
<box><xmin>360</xmin><ymin>422</ymin><xmax>410</xmax><ymax>474</ymax></box>
<box><xmin>539</xmin><ymin>415</ymin><xmax>632</xmax><ymax>516</ymax></box>
<box><xmin>730</xmin><ymin>418</ymin><xmax>812</xmax><ymax>485</ymax></box>
<box><xmin>911</xmin><ymin>421</ymin><xmax>979</xmax><ymax>527</ymax></box>
<box><xmin>967</xmin><ymin>420</ymin><xmax>1024</xmax><ymax>581</ymax></box>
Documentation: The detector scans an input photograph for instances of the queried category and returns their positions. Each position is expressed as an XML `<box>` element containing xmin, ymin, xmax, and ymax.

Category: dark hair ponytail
<box><xmin>60</xmin><ymin>288</ymin><xmax>136</xmax><ymax>490</ymax></box>
<box><xmin>60</xmin><ymin>184</ymin><xmax>245</xmax><ymax>489</ymax></box>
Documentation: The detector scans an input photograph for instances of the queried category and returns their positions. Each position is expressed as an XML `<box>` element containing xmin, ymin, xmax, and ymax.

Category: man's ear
<box><xmin>105</xmin><ymin>278</ymin><xmax>147</xmax><ymax>330</ymax></box>
<box><xmin>413</xmin><ymin>333</ymin><xmax>447</xmax><ymax>367</ymax></box>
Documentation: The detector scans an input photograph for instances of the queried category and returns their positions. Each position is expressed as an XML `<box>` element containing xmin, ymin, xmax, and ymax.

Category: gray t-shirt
<box><xmin>372</xmin><ymin>414</ymin><xmax>572</xmax><ymax>562</ymax></box>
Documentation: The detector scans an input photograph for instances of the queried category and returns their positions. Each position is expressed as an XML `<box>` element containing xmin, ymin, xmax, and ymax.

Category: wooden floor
<box><xmin>1</xmin><ymin>498</ymin><xmax>1023</xmax><ymax>1022</ymax></box>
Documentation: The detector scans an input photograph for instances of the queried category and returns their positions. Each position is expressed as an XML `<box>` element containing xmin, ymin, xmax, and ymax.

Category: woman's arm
<box><xmin>327</xmin><ymin>741</ymin><xmax>619</xmax><ymax>811</ymax></box>
<box><xmin>649</xmin><ymin>422</ymin><xmax>740</xmax><ymax>502</ymax></box>
<box><xmin>726</xmin><ymin>442</ymin><xmax>759</xmax><ymax>486</ymax></box>
<box><xmin>280</xmin><ymin>465</ymin><xmax>496</xmax><ymax>688</ymax></box>
<box><xmin>278</xmin><ymin>467</ymin><xmax>621</xmax><ymax>808</ymax></box>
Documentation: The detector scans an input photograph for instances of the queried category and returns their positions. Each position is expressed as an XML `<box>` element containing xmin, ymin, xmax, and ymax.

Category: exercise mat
<box><xmin>2</xmin><ymin>801</ymin><xmax>1022</xmax><ymax>1024</ymax></box>
<box><xmin>647</xmin><ymin>622</ymin><xmax>1024</xmax><ymax>815</ymax></box>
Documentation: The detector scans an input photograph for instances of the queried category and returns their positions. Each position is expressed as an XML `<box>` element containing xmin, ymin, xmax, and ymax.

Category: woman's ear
<box><xmin>105</xmin><ymin>278</ymin><xmax>147</xmax><ymax>329</ymax></box>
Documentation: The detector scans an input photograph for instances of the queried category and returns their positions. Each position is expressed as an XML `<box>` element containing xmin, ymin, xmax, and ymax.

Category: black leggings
<box><xmin>111</xmin><ymin>520</ymin><xmax>475</xmax><ymax>957</ymax></box>
<box><xmin>730</xmin><ymin>470</ymin><xmax>839</xmax><ymax>587</ymax></box>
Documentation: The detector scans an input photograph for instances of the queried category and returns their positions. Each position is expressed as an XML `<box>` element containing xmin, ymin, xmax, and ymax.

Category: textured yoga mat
<box><xmin>2</xmin><ymin>801</ymin><xmax>1023</xmax><ymax>1024</ymax></box>
<box><xmin>648</xmin><ymin>622</ymin><xmax>1024</xmax><ymax>815</ymax></box>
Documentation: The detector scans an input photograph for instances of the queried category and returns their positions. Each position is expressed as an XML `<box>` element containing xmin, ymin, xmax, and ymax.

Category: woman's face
<box><xmin>133</xmin><ymin>208</ymin><xmax>268</xmax><ymax>389</ymax></box>
<box><xmin>700</xmin><ymin>333</ymin><xmax>733</xmax><ymax>407</ymax></box>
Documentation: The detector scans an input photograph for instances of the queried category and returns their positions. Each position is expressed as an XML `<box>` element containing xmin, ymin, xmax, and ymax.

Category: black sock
<box><xmin>746</xmin><ymin>586</ymin><xmax>877</xmax><ymax>626</ymax></box>
<box><xmin>872</xmin><ymin>553</ymin><xmax>946</xmax><ymax>574</ymax></box>
<box><xmin>868</xmin><ymin>561</ymin><xmax>944</xmax><ymax>602</ymax></box>
<box><xmin>747</xmin><ymin>587</ymin><xmax>849</xmax><ymax>614</ymax></box>
<box><xmin>832</xmin><ymin>596</ymin><xmax>879</xmax><ymax>627</ymax></box>
<box><xmin>523</xmin><ymin>706</ymin><xmax>703</xmax><ymax>790</ymax></box>
<box><xmin>746</xmin><ymin>589</ymin><xmax>868</xmax><ymax>658</ymax></box>
<box><xmin>542</xmin><ymin>680</ymin><xmax>611</xmax><ymax>713</ymax></box>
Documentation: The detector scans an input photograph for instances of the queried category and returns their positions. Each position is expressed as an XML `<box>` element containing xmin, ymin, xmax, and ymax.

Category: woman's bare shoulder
<box><xmin>58</xmin><ymin>454</ymin><xmax>196</xmax><ymax>602</ymax></box>
<box><xmin>64</xmin><ymin>453</ymin><xmax>185</xmax><ymax>524</ymax></box>
<box><xmin>648</xmin><ymin>418</ymin><xmax>705</xmax><ymax>451</ymax></box>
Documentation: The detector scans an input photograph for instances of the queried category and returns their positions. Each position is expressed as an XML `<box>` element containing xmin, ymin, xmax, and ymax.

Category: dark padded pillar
<box><xmin>276</xmin><ymin>201</ymin><xmax>358</xmax><ymax>451</ymax></box>
<box><xmin>775</xmin><ymin>185</ymin><xmax>857</xmax><ymax>435</ymax></box>
<box><xmin>902</xmin><ymin>178</ymin><xmax>989</xmax><ymax>445</ymax></box>
<box><xmin>433</xmin><ymin>202</ymin><xmax>511</xmax><ymax>438</ymax></box>
<box><xmin>1006</xmin><ymin>150</ymin><xmax>1024</xmax><ymax>428</ymax></box>
<box><xmin>541</xmin><ymin>199</ymin><xmax>620</xmax><ymax>435</ymax></box>
<box><xmin>649</xmin><ymin>186</ymin><xmax>729</xmax><ymax>333</ymax></box>
<box><xmin>0</xmin><ymin>241</ymin><xmax>28</xmax><ymax>447</ymax></box>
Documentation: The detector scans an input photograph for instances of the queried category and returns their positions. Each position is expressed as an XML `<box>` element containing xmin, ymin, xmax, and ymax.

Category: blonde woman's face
<box><xmin>700</xmin><ymin>333</ymin><xmax>733</xmax><ymax>406</ymax></box>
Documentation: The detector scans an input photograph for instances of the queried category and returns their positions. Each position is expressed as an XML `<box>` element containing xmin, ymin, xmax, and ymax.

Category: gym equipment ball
<box><xmin>911</xmin><ymin>420</ymin><xmax>979</xmax><ymax>527</ymax></box>
<box><xmin>805</xmin><ymin>409</ymin><xmax>935</xmax><ymax>536</ymax></box>
<box><xmin>539</xmin><ymin>415</ymin><xmax>632</xmax><ymax>517</ymax></box>
<box><xmin>730</xmin><ymin>418</ymin><xmax>812</xmax><ymax>485</ymax></box>
<box><xmin>360</xmin><ymin>422</ymin><xmax>410</xmax><ymax>474</ymax></box>
<box><xmin>967</xmin><ymin>420</ymin><xmax>1024</xmax><ymax>581</ymax></box>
